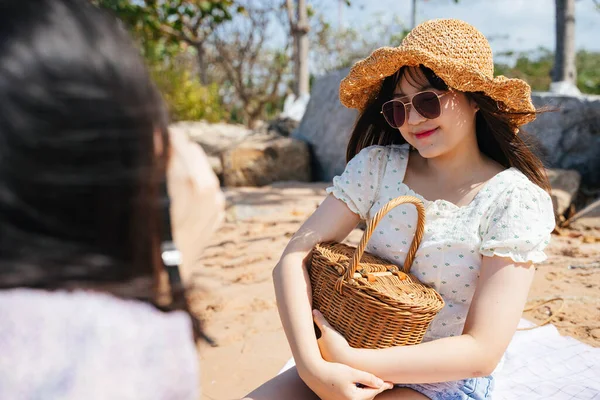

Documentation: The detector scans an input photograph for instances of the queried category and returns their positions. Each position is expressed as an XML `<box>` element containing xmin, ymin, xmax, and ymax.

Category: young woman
<box><xmin>247</xmin><ymin>19</ymin><xmax>555</xmax><ymax>400</ymax></box>
<box><xmin>0</xmin><ymin>0</ymin><xmax>222</xmax><ymax>398</ymax></box>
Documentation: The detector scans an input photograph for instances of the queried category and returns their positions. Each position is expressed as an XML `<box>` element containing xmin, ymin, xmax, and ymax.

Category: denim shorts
<box><xmin>394</xmin><ymin>375</ymin><xmax>494</xmax><ymax>399</ymax></box>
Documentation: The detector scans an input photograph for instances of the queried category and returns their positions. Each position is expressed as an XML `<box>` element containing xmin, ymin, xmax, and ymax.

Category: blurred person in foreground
<box><xmin>0</xmin><ymin>0</ymin><xmax>224</xmax><ymax>398</ymax></box>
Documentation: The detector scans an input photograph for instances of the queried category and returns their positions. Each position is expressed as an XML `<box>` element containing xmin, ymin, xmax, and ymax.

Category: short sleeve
<box><xmin>479</xmin><ymin>182</ymin><xmax>555</xmax><ymax>263</ymax></box>
<box><xmin>326</xmin><ymin>146</ymin><xmax>388</xmax><ymax>219</ymax></box>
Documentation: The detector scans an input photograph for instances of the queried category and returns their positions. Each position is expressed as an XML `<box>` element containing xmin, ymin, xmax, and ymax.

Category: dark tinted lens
<box><xmin>413</xmin><ymin>91</ymin><xmax>441</xmax><ymax>119</ymax></box>
<box><xmin>382</xmin><ymin>101</ymin><xmax>406</xmax><ymax>128</ymax></box>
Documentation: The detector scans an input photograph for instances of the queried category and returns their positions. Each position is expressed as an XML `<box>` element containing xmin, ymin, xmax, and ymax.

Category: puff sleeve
<box><xmin>479</xmin><ymin>182</ymin><xmax>555</xmax><ymax>263</ymax></box>
<box><xmin>325</xmin><ymin>145</ymin><xmax>388</xmax><ymax>220</ymax></box>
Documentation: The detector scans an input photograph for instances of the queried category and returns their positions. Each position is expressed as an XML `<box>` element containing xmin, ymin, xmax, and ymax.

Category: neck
<box><xmin>422</xmin><ymin>137</ymin><xmax>489</xmax><ymax>186</ymax></box>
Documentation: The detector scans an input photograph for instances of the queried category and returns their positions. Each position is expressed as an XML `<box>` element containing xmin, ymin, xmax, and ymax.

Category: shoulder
<box><xmin>479</xmin><ymin>169</ymin><xmax>555</xmax><ymax>263</ymax></box>
<box><xmin>485</xmin><ymin>168</ymin><xmax>554</xmax><ymax>222</ymax></box>
<box><xmin>498</xmin><ymin>168</ymin><xmax>552</xmax><ymax>203</ymax></box>
<box><xmin>350</xmin><ymin>143</ymin><xmax>410</xmax><ymax>165</ymax></box>
<box><xmin>0</xmin><ymin>289</ymin><xmax>199</xmax><ymax>398</ymax></box>
<box><xmin>0</xmin><ymin>288</ymin><xmax>196</xmax><ymax>347</ymax></box>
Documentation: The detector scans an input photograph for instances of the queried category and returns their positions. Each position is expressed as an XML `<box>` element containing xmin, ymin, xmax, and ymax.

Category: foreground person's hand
<box><xmin>166</xmin><ymin>129</ymin><xmax>225</xmax><ymax>283</ymax></box>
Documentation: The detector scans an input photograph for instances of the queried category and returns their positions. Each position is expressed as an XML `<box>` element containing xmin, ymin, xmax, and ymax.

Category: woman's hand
<box><xmin>313</xmin><ymin>309</ymin><xmax>354</xmax><ymax>365</ymax></box>
<box><xmin>302</xmin><ymin>359</ymin><xmax>393</xmax><ymax>400</ymax></box>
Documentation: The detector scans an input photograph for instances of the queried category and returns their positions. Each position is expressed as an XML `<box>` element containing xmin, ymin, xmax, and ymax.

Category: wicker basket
<box><xmin>309</xmin><ymin>195</ymin><xmax>445</xmax><ymax>349</ymax></box>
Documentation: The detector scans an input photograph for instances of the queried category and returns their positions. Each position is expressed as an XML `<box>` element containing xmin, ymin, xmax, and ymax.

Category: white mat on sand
<box><xmin>279</xmin><ymin>319</ymin><xmax>600</xmax><ymax>399</ymax></box>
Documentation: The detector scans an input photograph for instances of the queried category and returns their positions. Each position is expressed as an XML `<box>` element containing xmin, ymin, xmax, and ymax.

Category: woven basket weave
<box><xmin>309</xmin><ymin>195</ymin><xmax>445</xmax><ymax>349</ymax></box>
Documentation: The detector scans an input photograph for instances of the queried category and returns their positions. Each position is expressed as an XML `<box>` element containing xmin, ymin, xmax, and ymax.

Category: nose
<box><xmin>406</xmin><ymin>103</ymin><xmax>426</xmax><ymax>126</ymax></box>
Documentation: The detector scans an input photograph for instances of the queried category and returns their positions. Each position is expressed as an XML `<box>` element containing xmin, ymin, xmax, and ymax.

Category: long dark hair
<box><xmin>346</xmin><ymin>65</ymin><xmax>550</xmax><ymax>191</ymax></box>
<box><xmin>0</xmin><ymin>0</ymin><xmax>201</xmax><ymax>338</ymax></box>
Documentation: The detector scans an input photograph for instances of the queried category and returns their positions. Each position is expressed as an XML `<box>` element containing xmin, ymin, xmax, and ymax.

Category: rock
<box><xmin>568</xmin><ymin>197</ymin><xmax>600</xmax><ymax>230</ymax></box>
<box><xmin>170</xmin><ymin>121</ymin><xmax>252</xmax><ymax>157</ymax></box>
<box><xmin>267</xmin><ymin>117</ymin><xmax>300</xmax><ymax>137</ymax></box>
<box><xmin>549</xmin><ymin>81</ymin><xmax>581</xmax><ymax>96</ymax></box>
<box><xmin>292</xmin><ymin>68</ymin><xmax>357</xmax><ymax>181</ymax></box>
<box><xmin>281</xmin><ymin>93</ymin><xmax>311</xmax><ymax>122</ymax></box>
<box><xmin>547</xmin><ymin>168</ymin><xmax>581</xmax><ymax>216</ymax></box>
<box><xmin>170</xmin><ymin>120</ymin><xmax>309</xmax><ymax>186</ymax></box>
<box><xmin>221</xmin><ymin>135</ymin><xmax>311</xmax><ymax>187</ymax></box>
<box><xmin>295</xmin><ymin>68</ymin><xmax>600</xmax><ymax>187</ymax></box>
<box><xmin>207</xmin><ymin>155</ymin><xmax>223</xmax><ymax>178</ymax></box>
<box><xmin>528</xmin><ymin>92</ymin><xmax>600</xmax><ymax>187</ymax></box>
<box><xmin>253</xmin><ymin>117</ymin><xmax>300</xmax><ymax>137</ymax></box>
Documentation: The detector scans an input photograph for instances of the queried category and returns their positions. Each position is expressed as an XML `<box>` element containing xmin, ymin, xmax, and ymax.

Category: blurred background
<box><xmin>90</xmin><ymin>1</ymin><xmax>600</xmax><ymax>398</ymax></box>
<box><xmin>94</xmin><ymin>0</ymin><xmax>599</xmax><ymax>127</ymax></box>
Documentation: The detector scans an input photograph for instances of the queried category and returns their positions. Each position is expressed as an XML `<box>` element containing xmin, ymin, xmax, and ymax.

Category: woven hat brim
<box><xmin>339</xmin><ymin>47</ymin><xmax>537</xmax><ymax>126</ymax></box>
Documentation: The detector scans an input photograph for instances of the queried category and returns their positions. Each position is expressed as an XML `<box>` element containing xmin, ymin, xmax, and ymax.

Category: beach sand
<box><xmin>187</xmin><ymin>183</ymin><xmax>600</xmax><ymax>400</ymax></box>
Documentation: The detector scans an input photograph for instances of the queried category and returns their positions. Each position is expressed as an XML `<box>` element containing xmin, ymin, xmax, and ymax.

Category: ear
<box><xmin>467</xmin><ymin>96</ymin><xmax>479</xmax><ymax>111</ymax></box>
<box><xmin>154</xmin><ymin>128</ymin><xmax>168</xmax><ymax>157</ymax></box>
<box><xmin>468</xmin><ymin>98</ymin><xmax>480</xmax><ymax>115</ymax></box>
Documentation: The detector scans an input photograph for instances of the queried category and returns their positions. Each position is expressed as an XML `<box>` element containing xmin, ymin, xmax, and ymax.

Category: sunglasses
<box><xmin>381</xmin><ymin>90</ymin><xmax>448</xmax><ymax>129</ymax></box>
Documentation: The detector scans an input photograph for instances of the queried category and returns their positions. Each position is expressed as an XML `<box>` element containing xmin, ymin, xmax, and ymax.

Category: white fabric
<box><xmin>326</xmin><ymin>144</ymin><xmax>555</xmax><ymax>341</ymax></box>
<box><xmin>0</xmin><ymin>289</ymin><xmax>199</xmax><ymax>400</ymax></box>
<box><xmin>494</xmin><ymin>320</ymin><xmax>600</xmax><ymax>399</ymax></box>
<box><xmin>278</xmin><ymin>320</ymin><xmax>600</xmax><ymax>400</ymax></box>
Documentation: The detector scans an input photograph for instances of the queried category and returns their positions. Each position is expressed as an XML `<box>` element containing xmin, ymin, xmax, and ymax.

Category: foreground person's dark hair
<box><xmin>0</xmin><ymin>0</ymin><xmax>202</xmax><ymax>339</ymax></box>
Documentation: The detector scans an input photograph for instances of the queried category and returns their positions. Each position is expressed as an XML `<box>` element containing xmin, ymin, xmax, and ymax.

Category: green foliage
<box><xmin>93</xmin><ymin>0</ymin><xmax>237</xmax><ymax>44</ymax></box>
<box><xmin>576</xmin><ymin>50</ymin><xmax>600</xmax><ymax>94</ymax></box>
<box><xmin>494</xmin><ymin>49</ymin><xmax>600</xmax><ymax>94</ymax></box>
<box><xmin>494</xmin><ymin>49</ymin><xmax>554</xmax><ymax>91</ymax></box>
<box><xmin>150</xmin><ymin>61</ymin><xmax>227</xmax><ymax>122</ymax></box>
<box><xmin>93</xmin><ymin>0</ymin><xmax>235</xmax><ymax>121</ymax></box>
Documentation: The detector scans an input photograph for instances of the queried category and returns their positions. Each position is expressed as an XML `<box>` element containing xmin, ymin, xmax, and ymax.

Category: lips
<box><xmin>414</xmin><ymin>128</ymin><xmax>438</xmax><ymax>139</ymax></box>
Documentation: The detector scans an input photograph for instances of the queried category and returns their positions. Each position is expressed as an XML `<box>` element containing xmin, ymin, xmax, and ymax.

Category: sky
<box><xmin>327</xmin><ymin>0</ymin><xmax>599</xmax><ymax>62</ymax></box>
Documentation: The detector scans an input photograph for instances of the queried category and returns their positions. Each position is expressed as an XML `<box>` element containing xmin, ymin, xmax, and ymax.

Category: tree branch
<box><xmin>285</xmin><ymin>0</ymin><xmax>296</xmax><ymax>32</ymax></box>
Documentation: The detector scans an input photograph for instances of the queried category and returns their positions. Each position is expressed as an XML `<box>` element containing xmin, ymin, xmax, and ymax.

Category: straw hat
<box><xmin>339</xmin><ymin>18</ymin><xmax>536</xmax><ymax>126</ymax></box>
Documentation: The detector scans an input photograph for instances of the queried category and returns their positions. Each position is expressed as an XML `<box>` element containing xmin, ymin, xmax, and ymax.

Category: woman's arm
<box><xmin>273</xmin><ymin>194</ymin><xmax>361</xmax><ymax>376</ymax></box>
<box><xmin>320</xmin><ymin>255</ymin><xmax>535</xmax><ymax>384</ymax></box>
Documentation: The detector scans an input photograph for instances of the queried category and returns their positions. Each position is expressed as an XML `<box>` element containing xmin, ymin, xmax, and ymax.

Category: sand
<box><xmin>186</xmin><ymin>182</ymin><xmax>600</xmax><ymax>400</ymax></box>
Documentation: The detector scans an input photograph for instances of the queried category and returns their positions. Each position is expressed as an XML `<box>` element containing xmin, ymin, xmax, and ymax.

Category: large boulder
<box><xmin>294</xmin><ymin>68</ymin><xmax>600</xmax><ymax>188</ymax></box>
<box><xmin>292</xmin><ymin>68</ymin><xmax>356</xmax><ymax>181</ymax></box>
<box><xmin>171</xmin><ymin>120</ymin><xmax>307</xmax><ymax>184</ymax></box>
<box><xmin>568</xmin><ymin>198</ymin><xmax>600</xmax><ymax>230</ymax></box>
<box><xmin>170</xmin><ymin>121</ymin><xmax>253</xmax><ymax>180</ymax></box>
<box><xmin>221</xmin><ymin>135</ymin><xmax>311</xmax><ymax>187</ymax></box>
<box><xmin>170</xmin><ymin>120</ymin><xmax>252</xmax><ymax>156</ymax></box>
<box><xmin>254</xmin><ymin>117</ymin><xmax>300</xmax><ymax>137</ymax></box>
<box><xmin>547</xmin><ymin>169</ymin><xmax>581</xmax><ymax>217</ymax></box>
<box><xmin>528</xmin><ymin>93</ymin><xmax>600</xmax><ymax>187</ymax></box>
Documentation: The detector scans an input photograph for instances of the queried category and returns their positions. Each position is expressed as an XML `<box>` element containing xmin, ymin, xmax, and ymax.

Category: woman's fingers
<box><xmin>312</xmin><ymin>309</ymin><xmax>330</xmax><ymax>332</ymax></box>
<box><xmin>352</xmin><ymin>369</ymin><xmax>386</xmax><ymax>389</ymax></box>
<box><xmin>354</xmin><ymin>381</ymin><xmax>395</xmax><ymax>400</ymax></box>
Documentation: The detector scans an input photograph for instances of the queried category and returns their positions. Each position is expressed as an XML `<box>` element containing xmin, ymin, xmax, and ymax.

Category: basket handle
<box><xmin>344</xmin><ymin>195</ymin><xmax>426</xmax><ymax>281</ymax></box>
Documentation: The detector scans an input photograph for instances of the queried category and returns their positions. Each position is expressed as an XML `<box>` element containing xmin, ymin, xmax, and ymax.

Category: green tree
<box><xmin>310</xmin><ymin>13</ymin><xmax>408</xmax><ymax>75</ymax></box>
<box><xmin>93</xmin><ymin>0</ymin><xmax>242</xmax><ymax>84</ymax></box>
<box><xmin>494</xmin><ymin>49</ymin><xmax>600</xmax><ymax>94</ymax></box>
<box><xmin>212</xmin><ymin>1</ymin><xmax>290</xmax><ymax>127</ymax></box>
<box><xmin>150</xmin><ymin>54</ymin><xmax>227</xmax><ymax>122</ymax></box>
<box><xmin>286</xmin><ymin>0</ymin><xmax>310</xmax><ymax>97</ymax></box>
<box><xmin>574</xmin><ymin>50</ymin><xmax>600</xmax><ymax>94</ymax></box>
